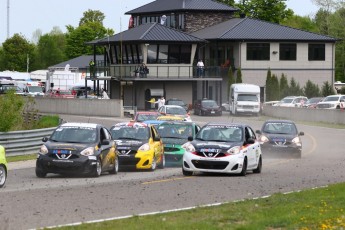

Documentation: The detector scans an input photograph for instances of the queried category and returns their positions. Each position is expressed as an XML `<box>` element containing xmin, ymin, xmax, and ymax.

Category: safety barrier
<box><xmin>0</xmin><ymin>127</ymin><xmax>56</xmax><ymax>156</ymax></box>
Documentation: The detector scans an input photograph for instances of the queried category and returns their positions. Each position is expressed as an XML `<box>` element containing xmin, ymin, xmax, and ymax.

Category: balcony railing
<box><xmin>87</xmin><ymin>65</ymin><xmax>233</xmax><ymax>80</ymax></box>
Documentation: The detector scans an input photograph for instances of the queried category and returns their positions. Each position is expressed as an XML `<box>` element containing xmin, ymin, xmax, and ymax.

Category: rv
<box><xmin>229</xmin><ymin>83</ymin><xmax>260</xmax><ymax>116</ymax></box>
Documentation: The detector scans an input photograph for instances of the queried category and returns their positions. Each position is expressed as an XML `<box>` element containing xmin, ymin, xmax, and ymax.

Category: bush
<box><xmin>0</xmin><ymin>90</ymin><xmax>25</xmax><ymax>132</ymax></box>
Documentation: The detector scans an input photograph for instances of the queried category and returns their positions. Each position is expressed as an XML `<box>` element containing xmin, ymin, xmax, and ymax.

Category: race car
<box><xmin>0</xmin><ymin>145</ymin><xmax>8</xmax><ymax>188</ymax></box>
<box><xmin>156</xmin><ymin>121</ymin><xmax>200</xmax><ymax>167</ymax></box>
<box><xmin>110</xmin><ymin>122</ymin><xmax>164</xmax><ymax>171</ymax></box>
<box><xmin>36</xmin><ymin>122</ymin><xmax>118</xmax><ymax>177</ymax></box>
<box><xmin>182</xmin><ymin>122</ymin><xmax>262</xmax><ymax>176</ymax></box>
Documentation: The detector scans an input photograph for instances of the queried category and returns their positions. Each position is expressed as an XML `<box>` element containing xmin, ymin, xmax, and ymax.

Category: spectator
<box><xmin>197</xmin><ymin>59</ymin><xmax>204</xmax><ymax>77</ymax></box>
<box><xmin>155</xmin><ymin>96</ymin><xmax>165</xmax><ymax>109</ymax></box>
<box><xmin>139</xmin><ymin>63</ymin><xmax>149</xmax><ymax>78</ymax></box>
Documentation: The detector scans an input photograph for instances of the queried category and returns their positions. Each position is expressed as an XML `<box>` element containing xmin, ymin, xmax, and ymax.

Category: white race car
<box><xmin>182</xmin><ymin>122</ymin><xmax>262</xmax><ymax>176</ymax></box>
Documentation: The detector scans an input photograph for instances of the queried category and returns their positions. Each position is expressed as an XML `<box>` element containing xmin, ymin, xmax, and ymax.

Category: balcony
<box><xmin>87</xmin><ymin>64</ymin><xmax>233</xmax><ymax>80</ymax></box>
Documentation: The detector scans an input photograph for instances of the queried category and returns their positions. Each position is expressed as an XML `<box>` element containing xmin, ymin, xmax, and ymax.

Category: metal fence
<box><xmin>0</xmin><ymin>127</ymin><xmax>56</xmax><ymax>156</ymax></box>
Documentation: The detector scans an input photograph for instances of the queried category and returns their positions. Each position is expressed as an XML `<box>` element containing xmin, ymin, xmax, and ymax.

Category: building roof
<box><xmin>49</xmin><ymin>55</ymin><xmax>104</xmax><ymax>69</ymax></box>
<box><xmin>126</xmin><ymin>0</ymin><xmax>238</xmax><ymax>15</ymax></box>
<box><xmin>191</xmin><ymin>17</ymin><xmax>338</xmax><ymax>42</ymax></box>
<box><xmin>90</xmin><ymin>23</ymin><xmax>206</xmax><ymax>45</ymax></box>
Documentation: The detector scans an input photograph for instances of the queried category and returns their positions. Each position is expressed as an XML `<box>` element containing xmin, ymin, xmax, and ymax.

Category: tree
<box><xmin>271</xmin><ymin>74</ymin><xmax>280</xmax><ymax>100</ymax></box>
<box><xmin>79</xmin><ymin>9</ymin><xmax>106</xmax><ymax>26</ymax></box>
<box><xmin>236</xmin><ymin>0</ymin><xmax>293</xmax><ymax>23</ymax></box>
<box><xmin>321</xmin><ymin>81</ymin><xmax>336</xmax><ymax>96</ymax></box>
<box><xmin>236</xmin><ymin>67</ymin><xmax>243</xmax><ymax>83</ymax></box>
<box><xmin>265</xmin><ymin>68</ymin><xmax>273</xmax><ymax>101</ymax></box>
<box><xmin>1</xmin><ymin>34</ymin><xmax>35</xmax><ymax>72</ymax></box>
<box><xmin>0</xmin><ymin>90</ymin><xmax>25</xmax><ymax>132</ymax></box>
<box><xmin>279</xmin><ymin>73</ymin><xmax>289</xmax><ymax>98</ymax></box>
<box><xmin>303</xmin><ymin>80</ymin><xmax>321</xmax><ymax>98</ymax></box>
<box><xmin>281</xmin><ymin>15</ymin><xmax>319</xmax><ymax>33</ymax></box>
<box><xmin>289</xmin><ymin>77</ymin><xmax>303</xmax><ymax>96</ymax></box>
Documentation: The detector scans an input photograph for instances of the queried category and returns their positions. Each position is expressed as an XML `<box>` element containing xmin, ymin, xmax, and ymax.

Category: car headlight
<box><xmin>259</xmin><ymin>135</ymin><xmax>269</xmax><ymax>143</ymax></box>
<box><xmin>292</xmin><ymin>137</ymin><xmax>302</xmax><ymax>146</ymax></box>
<box><xmin>227</xmin><ymin>146</ymin><xmax>241</xmax><ymax>155</ymax></box>
<box><xmin>182</xmin><ymin>142</ymin><xmax>195</xmax><ymax>152</ymax></box>
<box><xmin>39</xmin><ymin>145</ymin><xmax>48</xmax><ymax>155</ymax></box>
<box><xmin>80</xmin><ymin>147</ymin><xmax>95</xmax><ymax>156</ymax></box>
<box><xmin>138</xmin><ymin>143</ymin><xmax>150</xmax><ymax>151</ymax></box>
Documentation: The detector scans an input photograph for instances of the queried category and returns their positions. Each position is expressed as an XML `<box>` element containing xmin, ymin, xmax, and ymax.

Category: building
<box><xmin>86</xmin><ymin>0</ymin><xmax>337</xmax><ymax>109</ymax></box>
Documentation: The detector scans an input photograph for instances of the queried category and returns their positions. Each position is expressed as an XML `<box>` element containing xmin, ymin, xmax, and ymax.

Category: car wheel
<box><xmin>239</xmin><ymin>158</ymin><xmax>247</xmax><ymax>176</ymax></box>
<box><xmin>158</xmin><ymin>154</ymin><xmax>165</xmax><ymax>169</ymax></box>
<box><xmin>253</xmin><ymin>156</ymin><xmax>262</xmax><ymax>173</ymax></box>
<box><xmin>92</xmin><ymin>159</ymin><xmax>102</xmax><ymax>177</ymax></box>
<box><xmin>151</xmin><ymin>156</ymin><xmax>157</xmax><ymax>171</ymax></box>
<box><xmin>0</xmin><ymin>165</ymin><xmax>7</xmax><ymax>188</ymax></box>
<box><xmin>109</xmin><ymin>156</ymin><xmax>119</xmax><ymax>174</ymax></box>
<box><xmin>182</xmin><ymin>168</ymin><xmax>193</xmax><ymax>176</ymax></box>
<box><xmin>35</xmin><ymin>167</ymin><xmax>47</xmax><ymax>178</ymax></box>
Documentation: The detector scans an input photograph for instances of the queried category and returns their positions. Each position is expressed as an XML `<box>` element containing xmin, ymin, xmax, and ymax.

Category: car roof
<box><xmin>113</xmin><ymin>121</ymin><xmax>148</xmax><ymax>127</ymax></box>
<box><xmin>136</xmin><ymin>111</ymin><xmax>159</xmax><ymax>115</ymax></box>
<box><xmin>204</xmin><ymin>122</ymin><xmax>246</xmax><ymax>128</ymax></box>
<box><xmin>60</xmin><ymin>122</ymin><xmax>98</xmax><ymax>128</ymax></box>
<box><xmin>263</xmin><ymin>120</ymin><xmax>295</xmax><ymax>124</ymax></box>
<box><xmin>163</xmin><ymin>105</ymin><xmax>184</xmax><ymax>108</ymax></box>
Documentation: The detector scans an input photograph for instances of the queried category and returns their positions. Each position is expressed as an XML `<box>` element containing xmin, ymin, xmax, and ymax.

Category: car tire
<box><xmin>109</xmin><ymin>156</ymin><xmax>119</xmax><ymax>174</ymax></box>
<box><xmin>182</xmin><ymin>168</ymin><xmax>193</xmax><ymax>176</ymax></box>
<box><xmin>239</xmin><ymin>158</ymin><xmax>247</xmax><ymax>176</ymax></box>
<box><xmin>150</xmin><ymin>156</ymin><xmax>157</xmax><ymax>171</ymax></box>
<box><xmin>0</xmin><ymin>165</ymin><xmax>7</xmax><ymax>188</ymax></box>
<box><xmin>35</xmin><ymin>167</ymin><xmax>47</xmax><ymax>178</ymax></box>
<box><xmin>92</xmin><ymin>159</ymin><xmax>102</xmax><ymax>177</ymax></box>
<box><xmin>253</xmin><ymin>156</ymin><xmax>262</xmax><ymax>173</ymax></box>
<box><xmin>158</xmin><ymin>154</ymin><xmax>165</xmax><ymax>169</ymax></box>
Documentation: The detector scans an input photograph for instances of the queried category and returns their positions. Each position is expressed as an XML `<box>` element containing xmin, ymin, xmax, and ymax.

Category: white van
<box><xmin>229</xmin><ymin>83</ymin><xmax>260</xmax><ymax>116</ymax></box>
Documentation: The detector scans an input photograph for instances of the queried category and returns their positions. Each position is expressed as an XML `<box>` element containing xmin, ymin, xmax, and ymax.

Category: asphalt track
<box><xmin>1</xmin><ymin>114</ymin><xmax>344</xmax><ymax>229</ymax></box>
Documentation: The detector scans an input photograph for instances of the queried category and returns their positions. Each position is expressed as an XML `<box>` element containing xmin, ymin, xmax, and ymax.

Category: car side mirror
<box><xmin>101</xmin><ymin>139</ymin><xmax>110</xmax><ymax>145</ymax></box>
<box><xmin>246</xmin><ymin>138</ymin><xmax>255</xmax><ymax>144</ymax></box>
<box><xmin>299</xmin><ymin>132</ymin><xmax>304</xmax><ymax>136</ymax></box>
<box><xmin>153</xmin><ymin>136</ymin><xmax>160</xmax><ymax>142</ymax></box>
<box><xmin>42</xmin><ymin>137</ymin><xmax>49</xmax><ymax>142</ymax></box>
<box><xmin>187</xmin><ymin>136</ymin><xmax>193</xmax><ymax>141</ymax></box>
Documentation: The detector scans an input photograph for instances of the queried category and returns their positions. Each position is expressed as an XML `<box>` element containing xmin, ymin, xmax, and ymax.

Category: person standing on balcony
<box><xmin>139</xmin><ymin>63</ymin><xmax>149</xmax><ymax>78</ymax></box>
<box><xmin>89</xmin><ymin>59</ymin><xmax>95</xmax><ymax>78</ymax></box>
<box><xmin>197</xmin><ymin>59</ymin><xmax>204</xmax><ymax>77</ymax></box>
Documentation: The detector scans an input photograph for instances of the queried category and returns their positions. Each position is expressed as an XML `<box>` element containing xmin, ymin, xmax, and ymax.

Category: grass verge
<box><xmin>54</xmin><ymin>183</ymin><xmax>345</xmax><ymax>230</ymax></box>
<box><xmin>6</xmin><ymin>154</ymin><xmax>36</xmax><ymax>163</ymax></box>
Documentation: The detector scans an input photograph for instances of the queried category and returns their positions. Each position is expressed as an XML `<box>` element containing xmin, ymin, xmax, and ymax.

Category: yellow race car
<box><xmin>0</xmin><ymin>145</ymin><xmax>8</xmax><ymax>188</ymax></box>
<box><xmin>110</xmin><ymin>122</ymin><xmax>164</xmax><ymax>170</ymax></box>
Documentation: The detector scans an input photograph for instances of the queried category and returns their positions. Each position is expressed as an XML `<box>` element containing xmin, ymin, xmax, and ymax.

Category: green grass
<box><xmin>31</xmin><ymin>115</ymin><xmax>60</xmax><ymax>129</ymax></box>
<box><xmin>54</xmin><ymin>183</ymin><xmax>345</xmax><ymax>230</ymax></box>
<box><xmin>6</xmin><ymin>154</ymin><xmax>36</xmax><ymax>163</ymax></box>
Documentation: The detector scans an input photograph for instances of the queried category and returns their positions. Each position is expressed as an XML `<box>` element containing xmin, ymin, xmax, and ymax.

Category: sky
<box><xmin>0</xmin><ymin>0</ymin><xmax>319</xmax><ymax>44</ymax></box>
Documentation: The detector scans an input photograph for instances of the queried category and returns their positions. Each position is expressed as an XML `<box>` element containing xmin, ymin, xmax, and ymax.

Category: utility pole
<box><xmin>7</xmin><ymin>0</ymin><xmax>10</xmax><ymax>39</ymax></box>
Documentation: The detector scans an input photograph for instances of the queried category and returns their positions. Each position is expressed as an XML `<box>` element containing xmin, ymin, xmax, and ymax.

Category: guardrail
<box><xmin>0</xmin><ymin>127</ymin><xmax>56</xmax><ymax>156</ymax></box>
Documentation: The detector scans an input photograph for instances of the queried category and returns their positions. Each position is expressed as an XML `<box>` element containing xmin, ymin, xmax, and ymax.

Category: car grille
<box><xmin>317</xmin><ymin>104</ymin><xmax>332</xmax><ymax>108</ymax></box>
<box><xmin>243</xmin><ymin>105</ymin><xmax>254</xmax><ymax>109</ymax></box>
<box><xmin>117</xmin><ymin>149</ymin><xmax>137</xmax><ymax>156</ymax></box>
<box><xmin>195</xmin><ymin>151</ymin><xmax>228</xmax><ymax>158</ymax></box>
<box><xmin>48</xmin><ymin>150</ymin><xmax>78</xmax><ymax>160</ymax></box>
<box><xmin>192</xmin><ymin>160</ymin><xmax>229</xmax><ymax>170</ymax></box>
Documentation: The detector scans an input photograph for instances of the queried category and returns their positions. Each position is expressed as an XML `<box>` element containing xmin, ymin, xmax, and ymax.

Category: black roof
<box><xmin>89</xmin><ymin>23</ymin><xmax>205</xmax><ymax>45</ymax></box>
<box><xmin>49</xmin><ymin>55</ymin><xmax>103</xmax><ymax>69</ymax></box>
<box><xmin>191</xmin><ymin>17</ymin><xmax>338</xmax><ymax>42</ymax></box>
<box><xmin>126</xmin><ymin>0</ymin><xmax>238</xmax><ymax>15</ymax></box>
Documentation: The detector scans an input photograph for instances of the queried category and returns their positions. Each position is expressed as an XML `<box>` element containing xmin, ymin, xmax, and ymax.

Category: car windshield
<box><xmin>137</xmin><ymin>114</ymin><xmax>159</xmax><ymax>122</ymax></box>
<box><xmin>167</xmin><ymin>100</ymin><xmax>185</xmax><ymax>106</ymax></box>
<box><xmin>157</xmin><ymin>123</ymin><xmax>193</xmax><ymax>139</ymax></box>
<box><xmin>263</xmin><ymin>122</ymin><xmax>297</xmax><ymax>135</ymax></box>
<box><xmin>110</xmin><ymin>126</ymin><xmax>149</xmax><ymax>140</ymax></box>
<box><xmin>237</xmin><ymin>94</ymin><xmax>258</xmax><ymax>102</ymax></box>
<box><xmin>166</xmin><ymin>107</ymin><xmax>186</xmax><ymax>115</ymax></box>
<box><xmin>201</xmin><ymin>100</ymin><xmax>218</xmax><ymax>107</ymax></box>
<box><xmin>281</xmin><ymin>98</ymin><xmax>294</xmax><ymax>103</ymax></box>
<box><xmin>196</xmin><ymin>125</ymin><xmax>242</xmax><ymax>142</ymax></box>
<box><xmin>323</xmin><ymin>96</ymin><xmax>339</xmax><ymax>102</ymax></box>
<box><xmin>50</xmin><ymin>126</ymin><xmax>97</xmax><ymax>143</ymax></box>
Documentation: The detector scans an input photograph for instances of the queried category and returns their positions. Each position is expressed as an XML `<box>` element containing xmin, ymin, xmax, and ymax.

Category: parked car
<box><xmin>182</xmin><ymin>122</ymin><xmax>262</xmax><ymax>176</ymax></box>
<box><xmin>133</xmin><ymin>111</ymin><xmax>160</xmax><ymax>122</ymax></box>
<box><xmin>274</xmin><ymin>96</ymin><xmax>308</xmax><ymax>107</ymax></box>
<box><xmin>165</xmin><ymin>98</ymin><xmax>189</xmax><ymax>111</ymax></box>
<box><xmin>46</xmin><ymin>89</ymin><xmax>76</xmax><ymax>99</ymax></box>
<box><xmin>194</xmin><ymin>99</ymin><xmax>222</xmax><ymax>116</ymax></box>
<box><xmin>110</xmin><ymin>122</ymin><xmax>164</xmax><ymax>171</ymax></box>
<box><xmin>0</xmin><ymin>145</ymin><xmax>8</xmax><ymax>188</ymax></box>
<box><xmin>256</xmin><ymin>120</ymin><xmax>304</xmax><ymax>157</ymax></box>
<box><xmin>36</xmin><ymin>122</ymin><xmax>118</xmax><ymax>177</ymax></box>
<box><xmin>303</xmin><ymin>97</ymin><xmax>324</xmax><ymax>108</ymax></box>
<box><xmin>156</xmin><ymin>115</ymin><xmax>185</xmax><ymax>121</ymax></box>
<box><xmin>157</xmin><ymin>105</ymin><xmax>192</xmax><ymax>121</ymax></box>
<box><xmin>156</xmin><ymin>121</ymin><xmax>200</xmax><ymax>166</ymax></box>
<box><xmin>316</xmin><ymin>95</ymin><xmax>345</xmax><ymax>109</ymax></box>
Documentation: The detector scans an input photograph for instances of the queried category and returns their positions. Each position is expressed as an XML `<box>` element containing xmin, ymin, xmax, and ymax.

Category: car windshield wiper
<box><xmin>162</xmin><ymin>136</ymin><xmax>180</xmax><ymax>139</ymax></box>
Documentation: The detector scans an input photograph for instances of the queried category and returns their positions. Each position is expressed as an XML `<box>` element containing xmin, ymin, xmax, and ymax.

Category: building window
<box><xmin>247</xmin><ymin>43</ymin><xmax>270</xmax><ymax>60</ymax></box>
<box><xmin>158</xmin><ymin>45</ymin><xmax>168</xmax><ymax>63</ymax></box>
<box><xmin>147</xmin><ymin>44</ymin><xmax>191</xmax><ymax>64</ymax></box>
<box><xmin>308</xmin><ymin>44</ymin><xmax>325</xmax><ymax>61</ymax></box>
<box><xmin>147</xmin><ymin>45</ymin><xmax>158</xmax><ymax>64</ymax></box>
<box><xmin>279</xmin><ymin>43</ymin><xmax>296</xmax><ymax>60</ymax></box>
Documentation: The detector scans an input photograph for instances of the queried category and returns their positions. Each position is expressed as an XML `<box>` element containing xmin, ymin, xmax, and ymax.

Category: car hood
<box><xmin>114</xmin><ymin>139</ymin><xmax>145</xmax><ymax>148</ymax></box>
<box><xmin>263</xmin><ymin>133</ymin><xmax>296</xmax><ymax>141</ymax></box>
<box><xmin>192</xmin><ymin>140</ymin><xmax>242</xmax><ymax>151</ymax></box>
<box><xmin>162</xmin><ymin>137</ymin><xmax>187</xmax><ymax>145</ymax></box>
<box><xmin>45</xmin><ymin>141</ymin><xmax>94</xmax><ymax>152</ymax></box>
